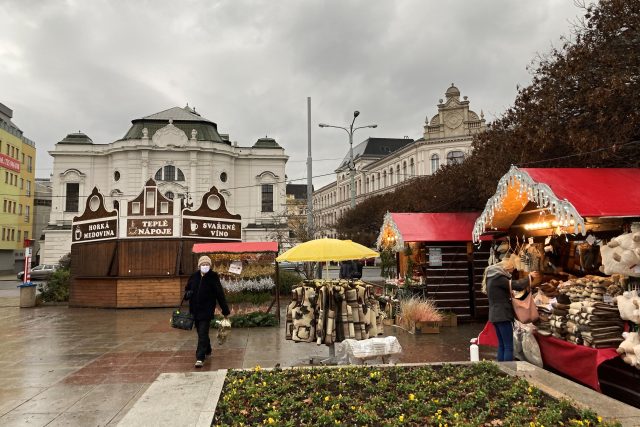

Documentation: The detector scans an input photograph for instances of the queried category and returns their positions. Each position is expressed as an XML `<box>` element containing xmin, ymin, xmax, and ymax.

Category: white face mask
<box><xmin>200</xmin><ymin>265</ymin><xmax>210</xmax><ymax>274</ymax></box>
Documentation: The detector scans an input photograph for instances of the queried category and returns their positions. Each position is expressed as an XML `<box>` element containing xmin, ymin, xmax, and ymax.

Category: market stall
<box><xmin>376</xmin><ymin>212</ymin><xmax>488</xmax><ymax>322</ymax></box>
<box><xmin>192</xmin><ymin>241</ymin><xmax>280</xmax><ymax>323</ymax></box>
<box><xmin>277</xmin><ymin>238</ymin><xmax>392</xmax><ymax>363</ymax></box>
<box><xmin>474</xmin><ymin>166</ymin><xmax>640</xmax><ymax>407</ymax></box>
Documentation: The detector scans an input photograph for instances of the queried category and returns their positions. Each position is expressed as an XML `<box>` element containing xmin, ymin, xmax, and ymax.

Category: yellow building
<box><xmin>0</xmin><ymin>102</ymin><xmax>35</xmax><ymax>273</ymax></box>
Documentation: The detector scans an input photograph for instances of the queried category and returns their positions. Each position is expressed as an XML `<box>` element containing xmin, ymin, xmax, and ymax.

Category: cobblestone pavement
<box><xmin>0</xmin><ymin>278</ymin><xmax>490</xmax><ymax>426</ymax></box>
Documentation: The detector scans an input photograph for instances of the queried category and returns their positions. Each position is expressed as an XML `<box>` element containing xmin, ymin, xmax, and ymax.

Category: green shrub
<box><xmin>278</xmin><ymin>270</ymin><xmax>302</xmax><ymax>295</ymax></box>
<box><xmin>37</xmin><ymin>268</ymin><xmax>70</xmax><ymax>302</ymax></box>
<box><xmin>226</xmin><ymin>291</ymin><xmax>272</xmax><ymax>305</ymax></box>
<box><xmin>212</xmin><ymin>311</ymin><xmax>277</xmax><ymax>328</ymax></box>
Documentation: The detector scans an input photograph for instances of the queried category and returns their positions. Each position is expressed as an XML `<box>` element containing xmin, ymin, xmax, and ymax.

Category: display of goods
<box><xmin>285</xmin><ymin>280</ymin><xmax>384</xmax><ymax>346</ymax></box>
<box><xmin>221</xmin><ymin>277</ymin><xmax>275</xmax><ymax>293</ymax></box>
<box><xmin>617</xmin><ymin>332</ymin><xmax>640</xmax><ymax>369</ymax></box>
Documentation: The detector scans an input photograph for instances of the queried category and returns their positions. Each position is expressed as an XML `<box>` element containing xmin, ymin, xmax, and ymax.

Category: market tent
<box><xmin>473</xmin><ymin>166</ymin><xmax>640</xmax><ymax>242</ymax></box>
<box><xmin>276</xmin><ymin>238</ymin><xmax>378</xmax><ymax>263</ymax></box>
<box><xmin>192</xmin><ymin>240</ymin><xmax>281</xmax><ymax>322</ymax></box>
<box><xmin>376</xmin><ymin>212</ymin><xmax>480</xmax><ymax>251</ymax></box>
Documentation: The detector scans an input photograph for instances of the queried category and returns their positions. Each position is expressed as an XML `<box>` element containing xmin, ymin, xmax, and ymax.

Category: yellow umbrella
<box><xmin>276</xmin><ymin>238</ymin><xmax>379</xmax><ymax>262</ymax></box>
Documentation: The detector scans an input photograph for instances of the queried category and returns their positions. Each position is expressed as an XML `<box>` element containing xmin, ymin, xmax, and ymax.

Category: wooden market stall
<box><xmin>474</xmin><ymin>166</ymin><xmax>640</xmax><ymax>408</ymax></box>
<box><xmin>191</xmin><ymin>241</ymin><xmax>280</xmax><ymax>323</ymax></box>
<box><xmin>69</xmin><ymin>180</ymin><xmax>243</xmax><ymax>308</ymax></box>
<box><xmin>376</xmin><ymin>212</ymin><xmax>489</xmax><ymax>322</ymax></box>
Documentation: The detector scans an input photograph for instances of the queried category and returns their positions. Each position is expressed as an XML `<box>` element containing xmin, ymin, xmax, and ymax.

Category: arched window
<box><xmin>396</xmin><ymin>165</ymin><xmax>400</xmax><ymax>183</ymax></box>
<box><xmin>447</xmin><ymin>150</ymin><xmax>465</xmax><ymax>165</ymax></box>
<box><xmin>371</xmin><ymin>175</ymin><xmax>375</xmax><ymax>191</ymax></box>
<box><xmin>431</xmin><ymin>154</ymin><xmax>440</xmax><ymax>173</ymax></box>
<box><xmin>377</xmin><ymin>173</ymin><xmax>381</xmax><ymax>190</ymax></box>
<box><xmin>383</xmin><ymin>171</ymin><xmax>387</xmax><ymax>187</ymax></box>
<box><xmin>155</xmin><ymin>165</ymin><xmax>185</xmax><ymax>182</ymax></box>
<box><xmin>402</xmin><ymin>162</ymin><xmax>407</xmax><ymax>181</ymax></box>
<box><xmin>409</xmin><ymin>158</ymin><xmax>415</xmax><ymax>177</ymax></box>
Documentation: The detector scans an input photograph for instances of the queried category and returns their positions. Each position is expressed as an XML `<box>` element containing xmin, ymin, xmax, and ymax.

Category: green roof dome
<box><xmin>253</xmin><ymin>137</ymin><xmax>281</xmax><ymax>148</ymax></box>
<box><xmin>58</xmin><ymin>132</ymin><xmax>93</xmax><ymax>144</ymax></box>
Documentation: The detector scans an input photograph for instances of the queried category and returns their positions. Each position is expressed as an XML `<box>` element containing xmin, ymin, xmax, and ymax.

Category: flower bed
<box><xmin>212</xmin><ymin>362</ymin><xmax>620</xmax><ymax>426</ymax></box>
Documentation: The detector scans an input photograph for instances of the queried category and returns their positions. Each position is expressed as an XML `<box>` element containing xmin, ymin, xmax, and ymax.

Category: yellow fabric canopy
<box><xmin>275</xmin><ymin>238</ymin><xmax>379</xmax><ymax>262</ymax></box>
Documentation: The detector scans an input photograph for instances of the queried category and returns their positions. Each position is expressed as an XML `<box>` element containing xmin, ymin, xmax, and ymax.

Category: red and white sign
<box><xmin>0</xmin><ymin>153</ymin><xmax>20</xmax><ymax>172</ymax></box>
<box><xmin>23</xmin><ymin>247</ymin><xmax>31</xmax><ymax>284</ymax></box>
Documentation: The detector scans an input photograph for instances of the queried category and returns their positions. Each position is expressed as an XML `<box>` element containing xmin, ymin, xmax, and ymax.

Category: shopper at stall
<box><xmin>185</xmin><ymin>255</ymin><xmax>230</xmax><ymax>368</ymax></box>
<box><xmin>484</xmin><ymin>258</ymin><xmax>540</xmax><ymax>361</ymax></box>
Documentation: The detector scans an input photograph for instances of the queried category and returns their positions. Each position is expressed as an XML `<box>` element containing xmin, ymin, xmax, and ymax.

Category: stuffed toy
<box><xmin>600</xmin><ymin>232</ymin><xmax>640</xmax><ymax>277</ymax></box>
<box><xmin>617</xmin><ymin>332</ymin><xmax>640</xmax><ymax>368</ymax></box>
<box><xmin>616</xmin><ymin>291</ymin><xmax>640</xmax><ymax>324</ymax></box>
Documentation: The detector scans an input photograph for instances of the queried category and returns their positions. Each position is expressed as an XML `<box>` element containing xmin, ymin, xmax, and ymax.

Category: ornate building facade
<box><xmin>42</xmin><ymin>106</ymin><xmax>288</xmax><ymax>264</ymax></box>
<box><xmin>312</xmin><ymin>84</ymin><xmax>486</xmax><ymax>236</ymax></box>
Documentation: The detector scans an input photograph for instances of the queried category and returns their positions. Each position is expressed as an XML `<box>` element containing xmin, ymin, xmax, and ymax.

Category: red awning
<box><xmin>390</xmin><ymin>212</ymin><xmax>480</xmax><ymax>242</ymax></box>
<box><xmin>522</xmin><ymin>168</ymin><xmax>640</xmax><ymax>217</ymax></box>
<box><xmin>192</xmin><ymin>241</ymin><xmax>278</xmax><ymax>254</ymax></box>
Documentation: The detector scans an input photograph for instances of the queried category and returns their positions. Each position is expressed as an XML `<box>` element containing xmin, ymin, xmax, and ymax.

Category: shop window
<box><xmin>261</xmin><ymin>184</ymin><xmax>273</xmax><ymax>212</ymax></box>
<box><xmin>431</xmin><ymin>154</ymin><xmax>440</xmax><ymax>173</ymax></box>
<box><xmin>65</xmin><ymin>183</ymin><xmax>80</xmax><ymax>212</ymax></box>
<box><xmin>447</xmin><ymin>150</ymin><xmax>465</xmax><ymax>165</ymax></box>
<box><xmin>160</xmin><ymin>201</ymin><xmax>169</xmax><ymax>214</ymax></box>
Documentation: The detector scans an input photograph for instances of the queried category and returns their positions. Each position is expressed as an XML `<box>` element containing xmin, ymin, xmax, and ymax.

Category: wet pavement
<box><xmin>0</xmin><ymin>276</ymin><xmax>491</xmax><ymax>426</ymax></box>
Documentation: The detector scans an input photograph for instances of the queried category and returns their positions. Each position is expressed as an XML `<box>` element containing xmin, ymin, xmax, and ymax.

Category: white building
<box><xmin>313</xmin><ymin>84</ymin><xmax>486</xmax><ymax>235</ymax></box>
<box><xmin>42</xmin><ymin>106</ymin><xmax>288</xmax><ymax>264</ymax></box>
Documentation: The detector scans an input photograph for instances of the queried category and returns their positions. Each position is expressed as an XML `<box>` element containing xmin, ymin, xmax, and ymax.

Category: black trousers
<box><xmin>194</xmin><ymin>318</ymin><xmax>212</xmax><ymax>360</ymax></box>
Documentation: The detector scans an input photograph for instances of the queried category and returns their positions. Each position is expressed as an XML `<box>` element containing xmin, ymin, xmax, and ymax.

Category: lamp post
<box><xmin>319</xmin><ymin>111</ymin><xmax>377</xmax><ymax>209</ymax></box>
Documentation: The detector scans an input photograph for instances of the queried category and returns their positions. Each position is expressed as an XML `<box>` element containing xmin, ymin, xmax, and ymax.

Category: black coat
<box><xmin>486</xmin><ymin>268</ymin><xmax>529</xmax><ymax>323</ymax></box>
<box><xmin>185</xmin><ymin>270</ymin><xmax>230</xmax><ymax>320</ymax></box>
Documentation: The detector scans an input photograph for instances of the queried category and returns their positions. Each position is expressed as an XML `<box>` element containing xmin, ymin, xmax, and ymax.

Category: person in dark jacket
<box><xmin>485</xmin><ymin>258</ymin><xmax>540</xmax><ymax>361</ymax></box>
<box><xmin>185</xmin><ymin>255</ymin><xmax>230</xmax><ymax>368</ymax></box>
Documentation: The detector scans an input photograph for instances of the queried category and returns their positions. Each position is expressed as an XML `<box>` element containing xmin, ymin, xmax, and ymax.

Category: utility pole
<box><xmin>306</xmin><ymin>97</ymin><xmax>314</xmax><ymax>235</ymax></box>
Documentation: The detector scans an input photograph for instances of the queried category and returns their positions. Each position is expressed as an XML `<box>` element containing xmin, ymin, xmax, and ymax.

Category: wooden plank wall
<box><xmin>70</xmin><ymin>279</ymin><xmax>117</xmax><ymax>307</ymax></box>
<box><xmin>471</xmin><ymin>242</ymin><xmax>492</xmax><ymax>320</ymax></box>
<box><xmin>423</xmin><ymin>242</ymin><xmax>474</xmax><ymax>321</ymax></box>
<box><xmin>117</xmin><ymin>239</ymin><xmax>180</xmax><ymax>276</ymax></box>
<box><xmin>116</xmin><ymin>278</ymin><xmax>183</xmax><ymax>308</ymax></box>
<box><xmin>71</xmin><ymin>241</ymin><xmax>117</xmax><ymax>277</ymax></box>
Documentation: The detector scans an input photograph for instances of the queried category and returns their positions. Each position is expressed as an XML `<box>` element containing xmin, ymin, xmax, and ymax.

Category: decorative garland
<box><xmin>376</xmin><ymin>211</ymin><xmax>404</xmax><ymax>252</ymax></box>
<box><xmin>472</xmin><ymin>166</ymin><xmax>586</xmax><ymax>242</ymax></box>
<box><xmin>221</xmin><ymin>276</ymin><xmax>275</xmax><ymax>293</ymax></box>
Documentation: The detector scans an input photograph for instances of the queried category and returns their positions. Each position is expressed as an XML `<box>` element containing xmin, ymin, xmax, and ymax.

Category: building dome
<box><xmin>253</xmin><ymin>136</ymin><xmax>281</xmax><ymax>148</ymax></box>
<box><xmin>120</xmin><ymin>106</ymin><xmax>229</xmax><ymax>144</ymax></box>
<box><xmin>445</xmin><ymin>83</ymin><xmax>460</xmax><ymax>98</ymax></box>
<box><xmin>58</xmin><ymin>132</ymin><xmax>93</xmax><ymax>144</ymax></box>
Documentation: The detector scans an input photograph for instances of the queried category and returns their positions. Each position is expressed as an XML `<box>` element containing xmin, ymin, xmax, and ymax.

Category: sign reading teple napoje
<box><xmin>126</xmin><ymin>218</ymin><xmax>173</xmax><ymax>237</ymax></box>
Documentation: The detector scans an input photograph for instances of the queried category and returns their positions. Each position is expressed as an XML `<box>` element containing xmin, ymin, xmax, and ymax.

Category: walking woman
<box><xmin>484</xmin><ymin>258</ymin><xmax>540</xmax><ymax>361</ymax></box>
<box><xmin>185</xmin><ymin>255</ymin><xmax>230</xmax><ymax>368</ymax></box>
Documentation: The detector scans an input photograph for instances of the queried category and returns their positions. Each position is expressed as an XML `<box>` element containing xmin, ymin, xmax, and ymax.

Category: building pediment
<box><xmin>151</xmin><ymin>121</ymin><xmax>188</xmax><ymax>147</ymax></box>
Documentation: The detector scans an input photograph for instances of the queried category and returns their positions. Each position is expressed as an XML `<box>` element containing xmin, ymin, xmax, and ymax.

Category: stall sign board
<box><xmin>182</xmin><ymin>217</ymin><xmax>242</xmax><ymax>241</ymax></box>
<box><xmin>73</xmin><ymin>219</ymin><xmax>118</xmax><ymax>243</ymax></box>
<box><xmin>229</xmin><ymin>261</ymin><xmax>243</xmax><ymax>275</ymax></box>
<box><xmin>127</xmin><ymin>218</ymin><xmax>173</xmax><ymax>237</ymax></box>
<box><xmin>429</xmin><ymin>248</ymin><xmax>443</xmax><ymax>267</ymax></box>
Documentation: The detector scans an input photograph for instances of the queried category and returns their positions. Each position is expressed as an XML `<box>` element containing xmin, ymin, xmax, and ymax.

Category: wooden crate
<box><xmin>440</xmin><ymin>312</ymin><xmax>458</xmax><ymax>327</ymax></box>
<box><xmin>416</xmin><ymin>321</ymin><xmax>441</xmax><ymax>334</ymax></box>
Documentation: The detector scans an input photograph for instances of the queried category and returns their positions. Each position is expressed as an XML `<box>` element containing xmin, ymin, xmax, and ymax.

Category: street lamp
<box><xmin>319</xmin><ymin>111</ymin><xmax>377</xmax><ymax>209</ymax></box>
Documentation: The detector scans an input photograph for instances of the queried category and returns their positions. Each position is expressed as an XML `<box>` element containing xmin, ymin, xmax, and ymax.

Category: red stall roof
<box><xmin>192</xmin><ymin>241</ymin><xmax>278</xmax><ymax>254</ymax></box>
<box><xmin>522</xmin><ymin>168</ymin><xmax>640</xmax><ymax>217</ymax></box>
<box><xmin>390</xmin><ymin>212</ymin><xmax>480</xmax><ymax>242</ymax></box>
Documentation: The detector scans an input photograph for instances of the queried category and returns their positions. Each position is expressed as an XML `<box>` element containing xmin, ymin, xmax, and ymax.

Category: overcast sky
<box><xmin>1</xmin><ymin>0</ymin><xmax>584</xmax><ymax>187</ymax></box>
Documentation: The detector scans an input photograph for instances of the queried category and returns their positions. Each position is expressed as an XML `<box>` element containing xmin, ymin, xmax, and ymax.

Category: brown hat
<box><xmin>198</xmin><ymin>255</ymin><xmax>212</xmax><ymax>267</ymax></box>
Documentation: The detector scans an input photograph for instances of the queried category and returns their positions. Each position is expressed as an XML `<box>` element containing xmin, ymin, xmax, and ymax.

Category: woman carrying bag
<box><xmin>483</xmin><ymin>258</ymin><xmax>540</xmax><ymax>361</ymax></box>
<box><xmin>185</xmin><ymin>256</ymin><xmax>230</xmax><ymax>368</ymax></box>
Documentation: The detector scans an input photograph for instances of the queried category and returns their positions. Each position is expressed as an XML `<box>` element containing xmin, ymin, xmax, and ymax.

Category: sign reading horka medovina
<box><xmin>182</xmin><ymin>217</ymin><xmax>242</xmax><ymax>240</ymax></box>
<box><xmin>72</xmin><ymin>187</ymin><xmax>119</xmax><ymax>244</ymax></box>
<box><xmin>126</xmin><ymin>218</ymin><xmax>174</xmax><ymax>237</ymax></box>
<box><xmin>73</xmin><ymin>219</ymin><xmax>118</xmax><ymax>243</ymax></box>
